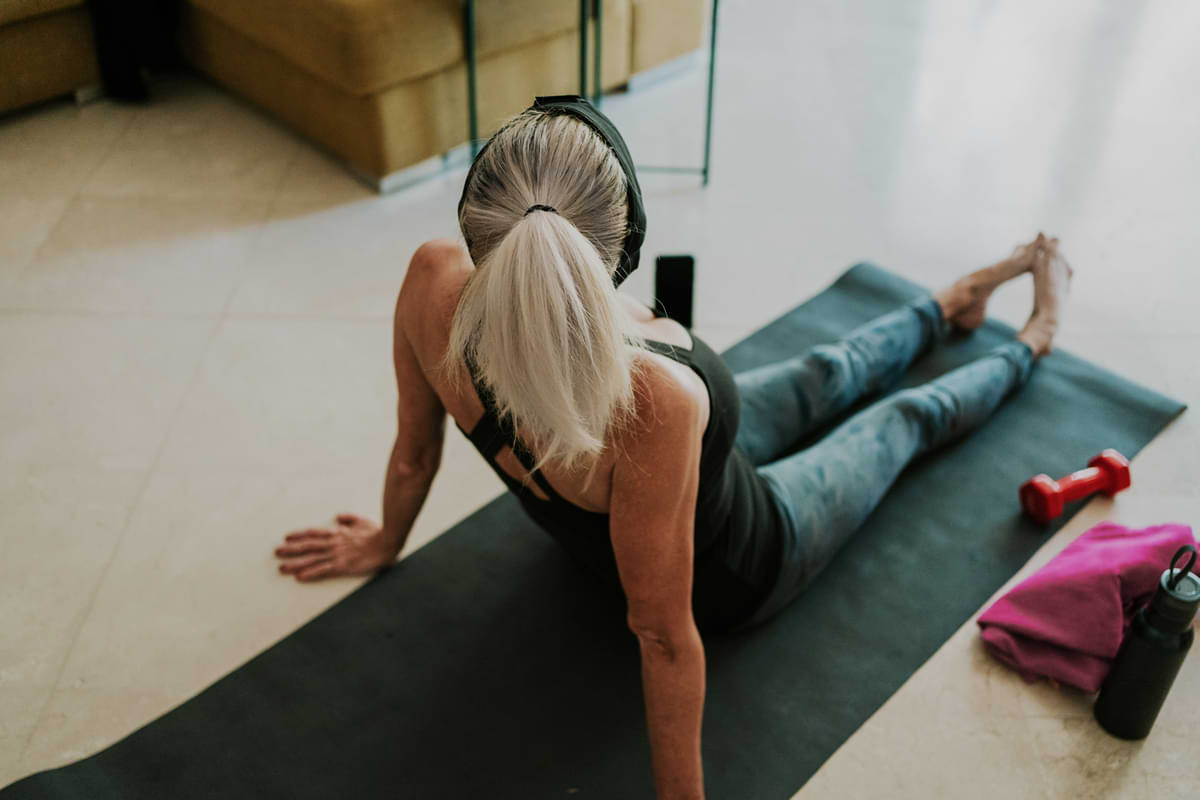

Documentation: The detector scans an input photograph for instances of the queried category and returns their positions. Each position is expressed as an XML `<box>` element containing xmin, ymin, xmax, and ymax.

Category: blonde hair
<box><xmin>440</xmin><ymin>109</ymin><xmax>651</xmax><ymax>485</ymax></box>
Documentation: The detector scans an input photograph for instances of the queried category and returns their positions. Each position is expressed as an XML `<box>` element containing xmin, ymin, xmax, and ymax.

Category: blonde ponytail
<box><xmin>441</xmin><ymin>110</ymin><xmax>650</xmax><ymax>482</ymax></box>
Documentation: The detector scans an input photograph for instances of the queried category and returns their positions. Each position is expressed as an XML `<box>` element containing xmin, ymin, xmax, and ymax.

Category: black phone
<box><xmin>654</xmin><ymin>254</ymin><xmax>695</xmax><ymax>329</ymax></box>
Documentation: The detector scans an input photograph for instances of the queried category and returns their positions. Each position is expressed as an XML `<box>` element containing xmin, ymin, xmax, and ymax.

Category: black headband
<box><xmin>457</xmin><ymin>95</ymin><xmax>647</xmax><ymax>288</ymax></box>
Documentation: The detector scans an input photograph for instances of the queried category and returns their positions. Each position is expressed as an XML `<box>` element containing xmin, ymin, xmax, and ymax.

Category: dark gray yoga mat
<box><xmin>4</xmin><ymin>264</ymin><xmax>1185</xmax><ymax>800</ymax></box>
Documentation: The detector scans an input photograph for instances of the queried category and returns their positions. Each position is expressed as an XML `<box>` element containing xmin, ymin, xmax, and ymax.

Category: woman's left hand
<box><xmin>274</xmin><ymin>513</ymin><xmax>399</xmax><ymax>582</ymax></box>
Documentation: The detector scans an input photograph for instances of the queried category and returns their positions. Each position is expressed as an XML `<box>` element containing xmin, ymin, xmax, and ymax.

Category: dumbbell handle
<box><xmin>1054</xmin><ymin>466</ymin><xmax>1112</xmax><ymax>500</ymax></box>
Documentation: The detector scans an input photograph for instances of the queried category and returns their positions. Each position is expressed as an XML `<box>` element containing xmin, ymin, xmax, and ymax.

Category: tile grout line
<box><xmin>16</xmin><ymin>128</ymin><xmax>304</xmax><ymax>770</ymax></box>
<box><xmin>0</xmin><ymin>307</ymin><xmax>397</xmax><ymax>323</ymax></box>
<box><xmin>0</xmin><ymin>307</ymin><xmax>223</xmax><ymax>320</ymax></box>
<box><xmin>8</xmin><ymin>198</ymin><xmax>72</xmax><ymax>283</ymax></box>
<box><xmin>8</xmin><ymin>97</ymin><xmax>154</xmax><ymax>769</ymax></box>
<box><xmin>216</xmin><ymin>141</ymin><xmax>304</xmax><ymax>319</ymax></box>
<box><xmin>74</xmin><ymin>100</ymin><xmax>140</xmax><ymax>191</ymax></box>
<box><xmin>9</xmin><ymin>101</ymin><xmax>137</xmax><ymax>284</ymax></box>
<box><xmin>7</xmin><ymin>100</ymin><xmax>143</xmax><ymax>771</ymax></box>
<box><xmin>15</xmin><ymin>311</ymin><xmax>225</xmax><ymax>767</ymax></box>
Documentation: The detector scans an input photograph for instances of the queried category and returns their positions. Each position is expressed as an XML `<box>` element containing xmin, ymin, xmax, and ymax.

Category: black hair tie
<box><xmin>524</xmin><ymin>204</ymin><xmax>558</xmax><ymax>216</ymax></box>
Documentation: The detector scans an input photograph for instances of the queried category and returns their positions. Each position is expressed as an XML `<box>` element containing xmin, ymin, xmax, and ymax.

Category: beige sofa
<box><xmin>178</xmin><ymin>0</ymin><xmax>708</xmax><ymax>189</ymax></box>
<box><xmin>0</xmin><ymin>0</ymin><xmax>706</xmax><ymax>184</ymax></box>
<box><xmin>0</xmin><ymin>0</ymin><xmax>100</xmax><ymax>115</ymax></box>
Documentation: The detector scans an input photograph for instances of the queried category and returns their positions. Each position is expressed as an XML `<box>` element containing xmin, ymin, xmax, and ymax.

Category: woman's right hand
<box><xmin>274</xmin><ymin>513</ymin><xmax>400</xmax><ymax>582</ymax></box>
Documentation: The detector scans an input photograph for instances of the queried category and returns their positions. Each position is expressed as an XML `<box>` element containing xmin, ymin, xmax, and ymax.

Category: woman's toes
<box><xmin>1009</xmin><ymin>234</ymin><xmax>1051</xmax><ymax>275</ymax></box>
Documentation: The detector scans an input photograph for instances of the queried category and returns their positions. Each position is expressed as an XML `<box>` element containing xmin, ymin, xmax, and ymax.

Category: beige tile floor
<box><xmin>2</xmin><ymin>0</ymin><xmax>1198</xmax><ymax>795</ymax></box>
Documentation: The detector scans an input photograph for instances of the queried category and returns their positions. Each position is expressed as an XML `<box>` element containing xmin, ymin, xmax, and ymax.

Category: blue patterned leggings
<box><xmin>733</xmin><ymin>297</ymin><xmax>1035</xmax><ymax>626</ymax></box>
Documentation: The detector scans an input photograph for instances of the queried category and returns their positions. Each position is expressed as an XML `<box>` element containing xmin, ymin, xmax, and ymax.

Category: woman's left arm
<box><xmin>275</xmin><ymin>247</ymin><xmax>448</xmax><ymax>579</ymax></box>
<box><xmin>376</xmin><ymin>434</ymin><xmax>441</xmax><ymax>557</ymax></box>
<box><xmin>379</xmin><ymin>247</ymin><xmax>450</xmax><ymax>553</ymax></box>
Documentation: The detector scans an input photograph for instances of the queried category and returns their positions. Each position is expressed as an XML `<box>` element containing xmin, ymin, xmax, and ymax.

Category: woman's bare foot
<box><xmin>933</xmin><ymin>233</ymin><xmax>1047</xmax><ymax>331</ymax></box>
<box><xmin>1016</xmin><ymin>239</ymin><xmax>1072</xmax><ymax>358</ymax></box>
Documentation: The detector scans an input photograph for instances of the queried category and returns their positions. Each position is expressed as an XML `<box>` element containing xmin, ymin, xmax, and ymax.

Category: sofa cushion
<box><xmin>0</xmin><ymin>0</ymin><xmax>83</xmax><ymax>27</ymax></box>
<box><xmin>189</xmin><ymin>0</ymin><xmax>462</xmax><ymax>96</ymax></box>
<box><xmin>473</xmin><ymin>0</ymin><xmax>576</xmax><ymax>63</ymax></box>
<box><xmin>188</xmin><ymin>0</ymin><xmax>579</xmax><ymax>98</ymax></box>
<box><xmin>0</xmin><ymin>3</ymin><xmax>98</xmax><ymax>115</ymax></box>
<box><xmin>631</xmin><ymin>0</ymin><xmax>705</xmax><ymax>75</ymax></box>
<box><xmin>180</xmin><ymin>1</ymin><xmax>631</xmax><ymax>179</ymax></box>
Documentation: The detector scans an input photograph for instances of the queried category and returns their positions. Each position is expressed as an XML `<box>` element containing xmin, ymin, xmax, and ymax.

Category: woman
<box><xmin>273</xmin><ymin>98</ymin><xmax>1071</xmax><ymax>799</ymax></box>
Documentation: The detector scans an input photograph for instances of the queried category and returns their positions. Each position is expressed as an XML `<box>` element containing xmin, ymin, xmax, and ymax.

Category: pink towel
<box><xmin>976</xmin><ymin>522</ymin><xmax>1198</xmax><ymax>693</ymax></box>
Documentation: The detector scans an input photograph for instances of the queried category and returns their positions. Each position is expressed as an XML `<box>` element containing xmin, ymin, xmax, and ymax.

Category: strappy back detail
<box><xmin>642</xmin><ymin>337</ymin><xmax>695</xmax><ymax>360</ymax></box>
<box><xmin>455</xmin><ymin>349</ymin><xmax>598</xmax><ymax>512</ymax></box>
<box><xmin>451</xmin><ymin>322</ymin><xmax>788</xmax><ymax>634</ymax></box>
<box><xmin>456</xmin><ymin>336</ymin><xmax>694</xmax><ymax>513</ymax></box>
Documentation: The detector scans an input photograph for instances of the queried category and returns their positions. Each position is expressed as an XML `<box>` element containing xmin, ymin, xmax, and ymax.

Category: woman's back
<box><xmin>413</xmin><ymin>240</ymin><xmax>707</xmax><ymax>516</ymax></box>
<box><xmin>408</xmin><ymin>240</ymin><xmax>785</xmax><ymax>632</ymax></box>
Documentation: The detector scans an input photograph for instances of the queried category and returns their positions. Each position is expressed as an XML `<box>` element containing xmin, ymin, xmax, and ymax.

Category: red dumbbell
<box><xmin>1020</xmin><ymin>449</ymin><xmax>1132</xmax><ymax>523</ymax></box>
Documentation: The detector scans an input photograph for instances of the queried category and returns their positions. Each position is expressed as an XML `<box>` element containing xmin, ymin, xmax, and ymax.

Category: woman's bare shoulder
<box><xmin>406</xmin><ymin>239</ymin><xmax>471</xmax><ymax>290</ymax></box>
<box><xmin>622</xmin><ymin>351</ymin><xmax>709</xmax><ymax>449</ymax></box>
<box><xmin>400</xmin><ymin>239</ymin><xmax>471</xmax><ymax>319</ymax></box>
<box><xmin>393</xmin><ymin>240</ymin><xmax>473</xmax><ymax>371</ymax></box>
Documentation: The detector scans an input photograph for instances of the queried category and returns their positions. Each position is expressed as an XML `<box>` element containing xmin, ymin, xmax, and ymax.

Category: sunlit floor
<box><xmin>2</xmin><ymin>0</ymin><xmax>1198</xmax><ymax>795</ymax></box>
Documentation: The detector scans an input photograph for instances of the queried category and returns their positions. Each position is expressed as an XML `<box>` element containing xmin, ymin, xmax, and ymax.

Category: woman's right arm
<box><xmin>609</xmin><ymin>370</ymin><xmax>708</xmax><ymax>800</ymax></box>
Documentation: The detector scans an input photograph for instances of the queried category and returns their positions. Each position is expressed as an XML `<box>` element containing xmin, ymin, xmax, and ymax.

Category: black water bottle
<box><xmin>1094</xmin><ymin>544</ymin><xmax>1198</xmax><ymax>739</ymax></box>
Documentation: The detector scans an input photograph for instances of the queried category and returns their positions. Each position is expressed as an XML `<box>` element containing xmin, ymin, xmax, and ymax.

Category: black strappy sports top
<box><xmin>454</xmin><ymin>310</ymin><xmax>786</xmax><ymax>634</ymax></box>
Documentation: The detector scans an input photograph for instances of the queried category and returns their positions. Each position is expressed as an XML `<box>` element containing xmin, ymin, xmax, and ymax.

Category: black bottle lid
<box><xmin>1145</xmin><ymin>545</ymin><xmax>1200</xmax><ymax>635</ymax></box>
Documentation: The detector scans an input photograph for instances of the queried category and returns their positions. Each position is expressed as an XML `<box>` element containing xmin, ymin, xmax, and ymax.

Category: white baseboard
<box><xmin>627</xmin><ymin>50</ymin><xmax>704</xmax><ymax>93</ymax></box>
<box><xmin>350</xmin><ymin>142</ymin><xmax>476</xmax><ymax>194</ymax></box>
<box><xmin>74</xmin><ymin>85</ymin><xmax>104</xmax><ymax>105</ymax></box>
